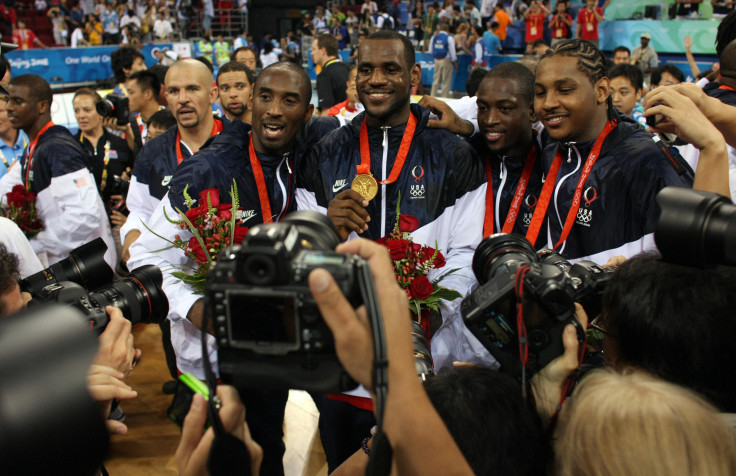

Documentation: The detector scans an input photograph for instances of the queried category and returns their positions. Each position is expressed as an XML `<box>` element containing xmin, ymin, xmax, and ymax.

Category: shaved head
<box><xmin>166</xmin><ymin>58</ymin><xmax>214</xmax><ymax>87</ymax></box>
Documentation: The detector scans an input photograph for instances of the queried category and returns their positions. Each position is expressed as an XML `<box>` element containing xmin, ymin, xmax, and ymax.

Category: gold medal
<box><xmin>351</xmin><ymin>174</ymin><xmax>378</xmax><ymax>201</ymax></box>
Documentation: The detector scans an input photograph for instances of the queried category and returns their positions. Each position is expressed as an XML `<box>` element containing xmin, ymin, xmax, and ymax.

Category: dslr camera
<box><xmin>21</xmin><ymin>238</ymin><xmax>168</xmax><ymax>333</ymax></box>
<box><xmin>96</xmin><ymin>93</ymin><xmax>130</xmax><ymax>126</ymax></box>
<box><xmin>462</xmin><ymin>233</ymin><xmax>614</xmax><ymax>379</ymax></box>
<box><xmin>207</xmin><ymin>211</ymin><xmax>369</xmax><ymax>393</ymax></box>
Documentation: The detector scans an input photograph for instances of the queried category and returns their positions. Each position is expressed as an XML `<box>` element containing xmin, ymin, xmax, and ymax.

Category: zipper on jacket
<box><xmin>549</xmin><ymin>144</ymin><xmax>581</xmax><ymax>252</ymax></box>
<box><xmin>380</xmin><ymin>126</ymin><xmax>389</xmax><ymax>238</ymax></box>
<box><xmin>496</xmin><ymin>156</ymin><xmax>508</xmax><ymax>233</ymax></box>
<box><xmin>275</xmin><ymin>153</ymin><xmax>289</xmax><ymax>221</ymax></box>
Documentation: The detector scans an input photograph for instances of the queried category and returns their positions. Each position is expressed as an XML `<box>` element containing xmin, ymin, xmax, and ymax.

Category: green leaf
<box><xmin>432</xmin><ymin>288</ymin><xmax>463</xmax><ymax>301</ymax></box>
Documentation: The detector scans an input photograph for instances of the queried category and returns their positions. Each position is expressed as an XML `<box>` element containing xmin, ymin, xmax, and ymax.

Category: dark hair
<box><xmin>650</xmin><ymin>64</ymin><xmax>685</xmax><ymax>87</ymax></box>
<box><xmin>603</xmin><ymin>253</ymin><xmax>736</xmax><ymax>412</ymax></box>
<box><xmin>716</xmin><ymin>39</ymin><xmax>736</xmax><ymax>79</ymax></box>
<box><xmin>110</xmin><ymin>46</ymin><xmax>145</xmax><ymax>83</ymax></box>
<box><xmin>532</xmin><ymin>39</ymin><xmax>547</xmax><ymax>48</ymax></box>
<box><xmin>72</xmin><ymin>87</ymin><xmax>103</xmax><ymax>103</ymax></box>
<box><xmin>127</xmin><ymin>70</ymin><xmax>161</xmax><ymax>101</ymax></box>
<box><xmin>233</xmin><ymin>46</ymin><xmax>257</xmax><ymax>60</ymax></box>
<box><xmin>262</xmin><ymin>41</ymin><xmax>274</xmax><ymax>55</ymax></box>
<box><xmin>316</xmin><ymin>33</ymin><xmax>339</xmax><ymax>57</ymax></box>
<box><xmin>607</xmin><ymin>63</ymin><xmax>643</xmax><ymax>91</ymax></box>
<box><xmin>256</xmin><ymin>62</ymin><xmax>312</xmax><ymax>106</ymax></box>
<box><xmin>147</xmin><ymin>64</ymin><xmax>169</xmax><ymax>87</ymax></box>
<box><xmin>465</xmin><ymin>67</ymin><xmax>487</xmax><ymax>97</ymax></box>
<box><xmin>424</xmin><ymin>366</ymin><xmax>550</xmax><ymax>476</ymax></box>
<box><xmin>217</xmin><ymin>61</ymin><xmax>256</xmax><ymax>86</ymax></box>
<box><xmin>540</xmin><ymin>39</ymin><xmax>613</xmax><ymax>119</ymax></box>
<box><xmin>0</xmin><ymin>55</ymin><xmax>10</xmax><ymax>78</ymax></box>
<box><xmin>9</xmin><ymin>74</ymin><xmax>52</xmax><ymax>106</ymax></box>
<box><xmin>147</xmin><ymin>108</ymin><xmax>176</xmax><ymax>130</ymax></box>
<box><xmin>194</xmin><ymin>56</ymin><xmax>214</xmax><ymax>73</ymax></box>
<box><xmin>484</xmin><ymin>61</ymin><xmax>536</xmax><ymax>105</ymax></box>
<box><xmin>612</xmin><ymin>45</ymin><xmax>630</xmax><ymax>57</ymax></box>
<box><xmin>364</xmin><ymin>30</ymin><xmax>416</xmax><ymax>69</ymax></box>
<box><xmin>0</xmin><ymin>244</ymin><xmax>20</xmax><ymax>315</ymax></box>
<box><xmin>716</xmin><ymin>10</ymin><xmax>736</xmax><ymax>58</ymax></box>
<box><xmin>490</xmin><ymin>21</ymin><xmax>499</xmax><ymax>29</ymax></box>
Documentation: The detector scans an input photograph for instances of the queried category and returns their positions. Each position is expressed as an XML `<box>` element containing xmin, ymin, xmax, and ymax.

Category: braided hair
<box><xmin>539</xmin><ymin>39</ymin><xmax>614</xmax><ymax>120</ymax></box>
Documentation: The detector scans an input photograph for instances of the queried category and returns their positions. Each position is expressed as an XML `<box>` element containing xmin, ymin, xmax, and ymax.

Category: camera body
<box><xmin>96</xmin><ymin>93</ymin><xmax>130</xmax><ymax>126</ymax></box>
<box><xmin>207</xmin><ymin>212</ymin><xmax>361</xmax><ymax>392</ymax></box>
<box><xmin>462</xmin><ymin>234</ymin><xmax>613</xmax><ymax>379</ymax></box>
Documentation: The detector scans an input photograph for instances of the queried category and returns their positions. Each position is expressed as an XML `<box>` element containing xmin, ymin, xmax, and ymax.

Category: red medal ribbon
<box><xmin>248</xmin><ymin>133</ymin><xmax>294</xmax><ymax>224</ymax></box>
<box><xmin>24</xmin><ymin>121</ymin><xmax>55</xmax><ymax>190</ymax></box>
<box><xmin>483</xmin><ymin>144</ymin><xmax>538</xmax><ymax>238</ymax></box>
<box><xmin>719</xmin><ymin>84</ymin><xmax>735</xmax><ymax>91</ymax></box>
<box><xmin>525</xmin><ymin>120</ymin><xmax>616</xmax><ymax>248</ymax></box>
<box><xmin>357</xmin><ymin>113</ymin><xmax>417</xmax><ymax>184</ymax></box>
<box><xmin>175</xmin><ymin>119</ymin><xmax>223</xmax><ymax>165</ymax></box>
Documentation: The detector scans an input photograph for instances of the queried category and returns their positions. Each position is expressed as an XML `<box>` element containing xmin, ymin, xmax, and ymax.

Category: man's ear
<box><xmin>410</xmin><ymin>63</ymin><xmax>422</xmax><ymax>88</ymax></box>
<box><xmin>303</xmin><ymin>104</ymin><xmax>314</xmax><ymax>123</ymax></box>
<box><xmin>529</xmin><ymin>104</ymin><xmax>537</xmax><ymax>123</ymax></box>
<box><xmin>36</xmin><ymin>99</ymin><xmax>50</xmax><ymax>116</ymax></box>
<box><xmin>595</xmin><ymin>76</ymin><xmax>610</xmax><ymax>105</ymax></box>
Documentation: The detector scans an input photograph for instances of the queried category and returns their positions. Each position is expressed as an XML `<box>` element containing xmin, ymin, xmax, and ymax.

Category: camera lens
<box><xmin>87</xmin><ymin>265</ymin><xmax>168</xmax><ymax>325</ymax></box>
<box><xmin>95</xmin><ymin>99</ymin><xmax>114</xmax><ymax>118</ymax></box>
<box><xmin>472</xmin><ymin>233</ymin><xmax>538</xmax><ymax>284</ymax></box>
<box><xmin>655</xmin><ymin>187</ymin><xmax>736</xmax><ymax>266</ymax></box>
<box><xmin>242</xmin><ymin>254</ymin><xmax>277</xmax><ymax>286</ymax></box>
<box><xmin>21</xmin><ymin>238</ymin><xmax>114</xmax><ymax>296</ymax></box>
<box><xmin>280</xmin><ymin>211</ymin><xmax>341</xmax><ymax>251</ymax></box>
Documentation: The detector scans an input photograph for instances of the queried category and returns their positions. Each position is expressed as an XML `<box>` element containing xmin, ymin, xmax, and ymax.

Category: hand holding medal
<box><xmin>327</xmin><ymin>190</ymin><xmax>371</xmax><ymax>241</ymax></box>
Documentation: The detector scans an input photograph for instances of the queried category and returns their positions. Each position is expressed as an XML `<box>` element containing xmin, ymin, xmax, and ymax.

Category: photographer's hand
<box><xmin>308</xmin><ymin>239</ymin><xmax>474</xmax><ymax>476</ymax></box>
<box><xmin>87</xmin><ymin>364</ymin><xmax>138</xmax><ymax>435</ymax></box>
<box><xmin>176</xmin><ymin>386</ymin><xmax>263</xmax><ymax>476</ymax></box>
<box><xmin>93</xmin><ymin>306</ymin><xmax>141</xmax><ymax>378</ymax></box>
<box><xmin>327</xmin><ymin>190</ymin><xmax>371</xmax><ymax>241</ymax></box>
<box><xmin>531</xmin><ymin>303</ymin><xmax>587</xmax><ymax>424</ymax></box>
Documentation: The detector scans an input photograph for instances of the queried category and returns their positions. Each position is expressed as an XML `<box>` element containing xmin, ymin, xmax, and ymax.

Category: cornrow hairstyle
<box><xmin>540</xmin><ymin>39</ymin><xmax>614</xmax><ymax>120</ymax></box>
<box><xmin>716</xmin><ymin>10</ymin><xmax>736</xmax><ymax>58</ymax></box>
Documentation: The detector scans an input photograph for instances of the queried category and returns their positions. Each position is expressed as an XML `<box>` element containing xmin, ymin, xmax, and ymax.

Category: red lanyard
<box><xmin>526</xmin><ymin>120</ymin><xmax>616</xmax><ymax>249</ymax></box>
<box><xmin>483</xmin><ymin>144</ymin><xmax>537</xmax><ymax>238</ymax></box>
<box><xmin>24</xmin><ymin>121</ymin><xmax>54</xmax><ymax>190</ymax></box>
<box><xmin>175</xmin><ymin>119</ymin><xmax>222</xmax><ymax>165</ymax></box>
<box><xmin>357</xmin><ymin>113</ymin><xmax>417</xmax><ymax>183</ymax></box>
<box><xmin>719</xmin><ymin>84</ymin><xmax>735</xmax><ymax>91</ymax></box>
<box><xmin>248</xmin><ymin>133</ymin><xmax>294</xmax><ymax>224</ymax></box>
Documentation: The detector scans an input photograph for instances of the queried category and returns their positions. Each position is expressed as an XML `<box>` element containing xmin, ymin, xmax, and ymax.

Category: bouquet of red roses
<box><xmin>1</xmin><ymin>184</ymin><xmax>44</xmax><ymax>239</ymax></box>
<box><xmin>146</xmin><ymin>180</ymin><xmax>248</xmax><ymax>294</ymax></box>
<box><xmin>377</xmin><ymin>199</ymin><xmax>462</xmax><ymax>333</ymax></box>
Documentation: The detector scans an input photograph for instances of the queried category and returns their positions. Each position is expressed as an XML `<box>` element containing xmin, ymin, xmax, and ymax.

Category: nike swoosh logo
<box><xmin>333</xmin><ymin>183</ymin><xmax>347</xmax><ymax>193</ymax></box>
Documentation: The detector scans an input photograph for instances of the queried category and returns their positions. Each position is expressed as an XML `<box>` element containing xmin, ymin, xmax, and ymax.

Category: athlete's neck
<box><xmin>0</xmin><ymin>126</ymin><xmax>18</xmax><ymax>148</ymax></box>
<box><xmin>227</xmin><ymin>109</ymin><xmax>251</xmax><ymax>124</ymax></box>
<box><xmin>366</xmin><ymin>103</ymin><xmax>411</xmax><ymax>128</ymax></box>
<box><xmin>720</xmin><ymin>75</ymin><xmax>736</xmax><ymax>90</ymax></box>
<box><xmin>573</xmin><ymin>109</ymin><xmax>610</xmax><ymax>144</ymax></box>
<box><xmin>139</xmin><ymin>102</ymin><xmax>160</xmax><ymax>123</ymax></box>
<box><xmin>26</xmin><ymin>116</ymin><xmax>52</xmax><ymax>141</ymax></box>
<box><xmin>179</xmin><ymin>115</ymin><xmax>215</xmax><ymax>154</ymax></box>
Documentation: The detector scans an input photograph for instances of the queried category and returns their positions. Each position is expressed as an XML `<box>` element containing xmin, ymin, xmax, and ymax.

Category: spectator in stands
<box><xmin>279</xmin><ymin>35</ymin><xmax>299</xmax><ymax>63</ymax></box>
<box><xmin>556</xmin><ymin>369</ymin><xmax>736</xmax><ymax>476</ymax></box>
<box><xmin>549</xmin><ymin>0</ymin><xmax>573</xmax><ymax>47</ymax></box>
<box><xmin>523</xmin><ymin>0</ymin><xmax>549</xmax><ymax>54</ymax></box>
<box><xmin>102</xmin><ymin>2</ymin><xmax>120</xmax><ymax>44</ymax></box>
<box><xmin>214</xmin><ymin>34</ymin><xmax>231</xmax><ymax>66</ymax></box>
<box><xmin>48</xmin><ymin>6</ymin><xmax>70</xmax><ymax>46</ymax></box>
<box><xmin>70</xmin><ymin>22</ymin><xmax>89</xmax><ymax>47</ymax></box>
<box><xmin>0</xmin><ymin>96</ymin><xmax>28</xmax><ymax>181</ymax></box>
<box><xmin>216</xmin><ymin>61</ymin><xmax>254</xmax><ymax>123</ymax></box>
<box><xmin>153</xmin><ymin>10</ymin><xmax>172</xmax><ymax>42</ymax></box>
<box><xmin>233</xmin><ymin>46</ymin><xmax>258</xmax><ymax>71</ymax></box>
<box><xmin>259</xmin><ymin>40</ymin><xmax>279</xmax><ymax>69</ymax></box>
<box><xmin>111</xmin><ymin>46</ymin><xmax>147</xmax><ymax>97</ymax></box>
<box><xmin>69</xmin><ymin>1</ymin><xmax>85</xmax><ymax>30</ymax></box>
<box><xmin>85</xmin><ymin>13</ymin><xmax>103</xmax><ymax>45</ymax></box>
<box><xmin>576</xmin><ymin>0</ymin><xmax>603</xmax><ymax>48</ymax></box>
<box><xmin>650</xmin><ymin>64</ymin><xmax>685</xmax><ymax>88</ymax></box>
<box><xmin>491</xmin><ymin>3</ymin><xmax>512</xmax><ymax>43</ymax></box>
<box><xmin>482</xmin><ymin>21</ymin><xmax>502</xmax><ymax>63</ymax></box>
<box><xmin>357</xmin><ymin>12</ymin><xmax>376</xmax><ymax>36</ymax></box>
<box><xmin>312</xmin><ymin>33</ymin><xmax>351</xmax><ymax>115</ymax></box>
<box><xmin>608</xmin><ymin>64</ymin><xmax>646</xmax><ymax>126</ymax></box>
<box><xmin>713</xmin><ymin>0</ymin><xmax>735</xmax><ymax>19</ymax></box>
<box><xmin>329</xmin><ymin>16</ymin><xmax>349</xmax><ymax>50</ymax></box>
<box><xmin>146</xmin><ymin>109</ymin><xmax>176</xmax><ymax>141</ymax></box>
<box><xmin>675</xmin><ymin>0</ymin><xmax>702</xmax><ymax>19</ymax></box>
<box><xmin>0</xmin><ymin>74</ymin><xmax>116</xmax><ymax>267</ymax></box>
<box><xmin>11</xmin><ymin>20</ymin><xmax>48</xmax><ymax>50</ymax></box>
<box><xmin>202</xmin><ymin>0</ymin><xmax>214</xmax><ymax>37</ymax></box>
<box><xmin>631</xmin><ymin>32</ymin><xmax>659</xmax><ymax>87</ymax></box>
<box><xmin>612</xmin><ymin>45</ymin><xmax>630</xmax><ymax>64</ymax></box>
<box><xmin>531</xmin><ymin>39</ymin><xmax>549</xmax><ymax>57</ymax></box>
<box><xmin>429</xmin><ymin>22</ymin><xmax>457</xmax><ymax>97</ymax></box>
<box><xmin>421</xmin><ymin>3</ymin><xmax>440</xmax><ymax>51</ymax></box>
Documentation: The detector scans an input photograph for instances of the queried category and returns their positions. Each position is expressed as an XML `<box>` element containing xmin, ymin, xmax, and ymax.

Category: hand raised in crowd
<box><xmin>418</xmin><ymin>95</ymin><xmax>475</xmax><ymax>137</ymax></box>
<box><xmin>93</xmin><ymin>306</ymin><xmax>141</xmax><ymax>379</ymax></box>
<box><xmin>531</xmin><ymin>303</ymin><xmax>588</xmax><ymax>423</ymax></box>
<box><xmin>87</xmin><ymin>364</ymin><xmax>138</xmax><ymax>435</ymax></box>
<box><xmin>327</xmin><ymin>190</ymin><xmax>370</xmax><ymax>241</ymax></box>
<box><xmin>176</xmin><ymin>386</ymin><xmax>263</xmax><ymax>476</ymax></box>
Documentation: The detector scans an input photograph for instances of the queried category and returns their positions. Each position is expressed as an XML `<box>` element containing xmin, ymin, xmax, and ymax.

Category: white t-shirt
<box><xmin>70</xmin><ymin>27</ymin><xmax>85</xmax><ymax>47</ymax></box>
<box><xmin>153</xmin><ymin>19</ymin><xmax>173</xmax><ymax>39</ymax></box>
<box><xmin>0</xmin><ymin>217</ymin><xmax>44</xmax><ymax>278</ymax></box>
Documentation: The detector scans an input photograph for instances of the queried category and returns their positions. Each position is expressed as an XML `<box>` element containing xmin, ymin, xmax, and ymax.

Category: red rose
<box><xmin>6</xmin><ymin>190</ymin><xmax>27</xmax><ymax>207</ymax></box>
<box><xmin>199</xmin><ymin>188</ymin><xmax>220</xmax><ymax>208</ymax></box>
<box><xmin>375</xmin><ymin>236</ymin><xmax>388</xmax><ymax>246</ymax></box>
<box><xmin>433</xmin><ymin>251</ymin><xmax>446</xmax><ymax>268</ymax></box>
<box><xmin>217</xmin><ymin>204</ymin><xmax>233</xmax><ymax>221</ymax></box>
<box><xmin>398</xmin><ymin>214</ymin><xmax>420</xmax><ymax>233</ymax></box>
<box><xmin>410</xmin><ymin>275</ymin><xmax>434</xmax><ymax>300</ymax></box>
<box><xmin>187</xmin><ymin>236</ymin><xmax>208</xmax><ymax>263</ymax></box>
<box><xmin>233</xmin><ymin>226</ymin><xmax>249</xmax><ymax>244</ymax></box>
<box><xmin>385</xmin><ymin>238</ymin><xmax>410</xmax><ymax>260</ymax></box>
<box><xmin>185</xmin><ymin>204</ymin><xmax>209</xmax><ymax>221</ymax></box>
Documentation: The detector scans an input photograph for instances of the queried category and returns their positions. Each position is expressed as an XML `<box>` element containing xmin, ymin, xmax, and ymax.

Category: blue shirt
<box><xmin>482</xmin><ymin>31</ymin><xmax>501</xmax><ymax>59</ymax></box>
<box><xmin>0</xmin><ymin>130</ymin><xmax>29</xmax><ymax>180</ymax></box>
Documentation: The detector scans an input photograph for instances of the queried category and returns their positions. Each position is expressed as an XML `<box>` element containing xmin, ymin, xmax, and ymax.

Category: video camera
<box><xmin>461</xmin><ymin>233</ymin><xmax>614</xmax><ymax>379</ymax></box>
<box><xmin>207</xmin><ymin>211</ymin><xmax>368</xmax><ymax>393</ymax></box>
<box><xmin>96</xmin><ymin>93</ymin><xmax>130</xmax><ymax>126</ymax></box>
<box><xmin>21</xmin><ymin>238</ymin><xmax>168</xmax><ymax>333</ymax></box>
